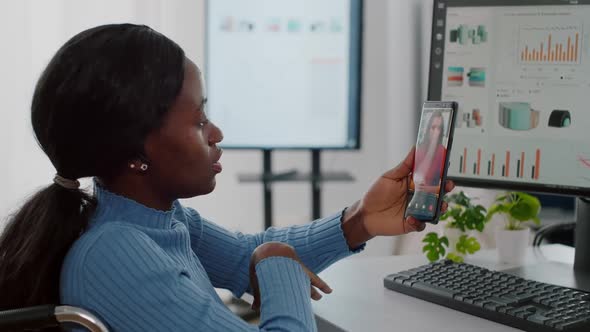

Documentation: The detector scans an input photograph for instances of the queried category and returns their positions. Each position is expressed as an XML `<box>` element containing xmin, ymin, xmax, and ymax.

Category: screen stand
<box><xmin>502</xmin><ymin>197</ymin><xmax>590</xmax><ymax>293</ymax></box>
<box><xmin>238</xmin><ymin>149</ymin><xmax>354</xmax><ymax>229</ymax></box>
<box><xmin>574</xmin><ymin>197</ymin><xmax>590</xmax><ymax>273</ymax></box>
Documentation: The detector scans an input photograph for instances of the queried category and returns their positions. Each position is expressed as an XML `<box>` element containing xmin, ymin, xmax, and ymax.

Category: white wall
<box><xmin>0</xmin><ymin>0</ymin><xmax>452</xmax><ymax>256</ymax></box>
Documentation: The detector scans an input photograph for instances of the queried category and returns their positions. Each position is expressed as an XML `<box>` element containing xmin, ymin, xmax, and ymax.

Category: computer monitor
<box><xmin>204</xmin><ymin>0</ymin><xmax>362</xmax><ymax>149</ymax></box>
<box><xmin>428</xmin><ymin>0</ymin><xmax>590</xmax><ymax>291</ymax></box>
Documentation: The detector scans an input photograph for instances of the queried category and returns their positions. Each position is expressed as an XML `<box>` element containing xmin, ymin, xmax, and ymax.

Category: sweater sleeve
<box><xmin>61</xmin><ymin>225</ymin><xmax>316</xmax><ymax>332</ymax></box>
<box><xmin>184</xmin><ymin>207</ymin><xmax>364</xmax><ymax>297</ymax></box>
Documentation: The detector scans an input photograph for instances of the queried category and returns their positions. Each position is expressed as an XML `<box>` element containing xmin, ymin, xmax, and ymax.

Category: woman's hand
<box><xmin>361</xmin><ymin>146</ymin><xmax>454</xmax><ymax>236</ymax></box>
<box><xmin>342</xmin><ymin>147</ymin><xmax>454</xmax><ymax>247</ymax></box>
<box><xmin>249</xmin><ymin>242</ymin><xmax>332</xmax><ymax>311</ymax></box>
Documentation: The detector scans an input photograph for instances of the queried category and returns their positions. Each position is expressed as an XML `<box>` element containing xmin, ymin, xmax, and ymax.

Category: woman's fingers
<box><xmin>441</xmin><ymin>201</ymin><xmax>449</xmax><ymax>213</ymax></box>
<box><xmin>444</xmin><ymin>180</ymin><xmax>455</xmax><ymax>193</ymax></box>
<box><xmin>309</xmin><ymin>271</ymin><xmax>332</xmax><ymax>294</ymax></box>
<box><xmin>407</xmin><ymin>216</ymin><xmax>426</xmax><ymax>232</ymax></box>
<box><xmin>311</xmin><ymin>286</ymin><xmax>322</xmax><ymax>300</ymax></box>
<box><xmin>303</xmin><ymin>266</ymin><xmax>332</xmax><ymax>299</ymax></box>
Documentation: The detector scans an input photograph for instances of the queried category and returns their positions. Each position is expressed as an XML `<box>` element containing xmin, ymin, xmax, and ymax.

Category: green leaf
<box><xmin>422</xmin><ymin>232</ymin><xmax>450</xmax><ymax>262</ymax></box>
<box><xmin>455</xmin><ymin>235</ymin><xmax>481</xmax><ymax>255</ymax></box>
<box><xmin>486</xmin><ymin>203</ymin><xmax>511</xmax><ymax>221</ymax></box>
<box><xmin>475</xmin><ymin>205</ymin><xmax>487</xmax><ymax>213</ymax></box>
<box><xmin>495</xmin><ymin>194</ymin><xmax>508</xmax><ymax>202</ymax></box>
<box><xmin>423</xmin><ymin>232</ymin><xmax>438</xmax><ymax>243</ymax></box>
<box><xmin>427</xmin><ymin>250</ymin><xmax>439</xmax><ymax>262</ymax></box>
<box><xmin>486</xmin><ymin>192</ymin><xmax>541</xmax><ymax>228</ymax></box>
<box><xmin>509</xmin><ymin>193</ymin><xmax>541</xmax><ymax>221</ymax></box>
<box><xmin>465</xmin><ymin>237</ymin><xmax>480</xmax><ymax>254</ymax></box>
<box><xmin>510</xmin><ymin>202</ymin><xmax>535</xmax><ymax>221</ymax></box>
<box><xmin>446</xmin><ymin>252</ymin><xmax>464</xmax><ymax>263</ymax></box>
<box><xmin>456</xmin><ymin>234</ymin><xmax>467</xmax><ymax>254</ymax></box>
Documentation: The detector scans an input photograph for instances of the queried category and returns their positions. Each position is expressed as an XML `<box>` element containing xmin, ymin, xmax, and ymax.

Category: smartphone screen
<box><xmin>405</xmin><ymin>102</ymin><xmax>457</xmax><ymax>223</ymax></box>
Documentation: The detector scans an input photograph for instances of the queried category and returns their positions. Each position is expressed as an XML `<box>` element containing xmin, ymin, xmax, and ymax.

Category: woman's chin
<box><xmin>206</xmin><ymin>178</ymin><xmax>217</xmax><ymax>193</ymax></box>
<box><xmin>186</xmin><ymin>179</ymin><xmax>217</xmax><ymax>197</ymax></box>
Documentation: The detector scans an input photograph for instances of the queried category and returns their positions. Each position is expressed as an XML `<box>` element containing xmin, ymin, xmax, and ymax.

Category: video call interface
<box><xmin>430</xmin><ymin>2</ymin><xmax>590</xmax><ymax>194</ymax></box>
<box><xmin>406</xmin><ymin>107</ymin><xmax>453</xmax><ymax>220</ymax></box>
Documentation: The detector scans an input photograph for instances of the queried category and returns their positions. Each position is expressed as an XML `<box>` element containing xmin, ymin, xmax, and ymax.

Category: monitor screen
<box><xmin>428</xmin><ymin>0</ymin><xmax>590</xmax><ymax>197</ymax></box>
<box><xmin>205</xmin><ymin>0</ymin><xmax>362</xmax><ymax>149</ymax></box>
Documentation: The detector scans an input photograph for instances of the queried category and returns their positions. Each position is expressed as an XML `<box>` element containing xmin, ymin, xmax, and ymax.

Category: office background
<box><xmin>0</xmin><ymin>0</ymin><xmax>500</xmax><ymax>257</ymax></box>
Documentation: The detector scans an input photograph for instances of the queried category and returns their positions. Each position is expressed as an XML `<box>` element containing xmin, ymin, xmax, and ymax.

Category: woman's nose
<box><xmin>209</xmin><ymin>123</ymin><xmax>224</xmax><ymax>145</ymax></box>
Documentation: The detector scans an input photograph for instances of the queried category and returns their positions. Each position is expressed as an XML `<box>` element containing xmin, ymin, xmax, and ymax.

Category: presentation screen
<box><xmin>429</xmin><ymin>0</ymin><xmax>590</xmax><ymax>196</ymax></box>
<box><xmin>205</xmin><ymin>0</ymin><xmax>362</xmax><ymax>149</ymax></box>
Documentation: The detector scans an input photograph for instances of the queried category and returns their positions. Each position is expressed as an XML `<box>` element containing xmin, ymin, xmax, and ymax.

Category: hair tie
<box><xmin>53</xmin><ymin>174</ymin><xmax>80</xmax><ymax>189</ymax></box>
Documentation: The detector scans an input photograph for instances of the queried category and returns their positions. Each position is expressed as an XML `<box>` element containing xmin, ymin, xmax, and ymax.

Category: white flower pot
<box><xmin>495</xmin><ymin>227</ymin><xmax>530</xmax><ymax>264</ymax></box>
<box><xmin>443</xmin><ymin>226</ymin><xmax>462</xmax><ymax>253</ymax></box>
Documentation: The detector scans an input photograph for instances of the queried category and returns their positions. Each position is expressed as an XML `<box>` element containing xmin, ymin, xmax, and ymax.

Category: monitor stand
<box><xmin>501</xmin><ymin>197</ymin><xmax>590</xmax><ymax>293</ymax></box>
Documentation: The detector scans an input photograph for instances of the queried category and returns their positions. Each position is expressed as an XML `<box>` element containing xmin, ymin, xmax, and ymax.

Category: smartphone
<box><xmin>404</xmin><ymin>101</ymin><xmax>457</xmax><ymax>223</ymax></box>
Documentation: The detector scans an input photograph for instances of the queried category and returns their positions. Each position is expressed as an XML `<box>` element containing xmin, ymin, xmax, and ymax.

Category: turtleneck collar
<box><xmin>91</xmin><ymin>178</ymin><xmax>176</xmax><ymax>229</ymax></box>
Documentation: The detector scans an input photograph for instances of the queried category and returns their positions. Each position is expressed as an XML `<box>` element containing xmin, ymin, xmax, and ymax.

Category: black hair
<box><xmin>0</xmin><ymin>24</ymin><xmax>185</xmax><ymax>311</ymax></box>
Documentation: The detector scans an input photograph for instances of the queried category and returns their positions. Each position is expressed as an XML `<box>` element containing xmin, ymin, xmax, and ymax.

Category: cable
<box><xmin>533</xmin><ymin>221</ymin><xmax>576</xmax><ymax>247</ymax></box>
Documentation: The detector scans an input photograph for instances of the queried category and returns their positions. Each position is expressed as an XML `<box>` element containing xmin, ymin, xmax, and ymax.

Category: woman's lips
<box><xmin>212</xmin><ymin>161</ymin><xmax>222</xmax><ymax>173</ymax></box>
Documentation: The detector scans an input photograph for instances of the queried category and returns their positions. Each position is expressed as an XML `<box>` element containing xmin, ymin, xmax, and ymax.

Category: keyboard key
<box><xmin>527</xmin><ymin>314</ymin><xmax>551</xmax><ymax>324</ymax></box>
<box><xmin>412</xmin><ymin>282</ymin><xmax>455</xmax><ymax>298</ymax></box>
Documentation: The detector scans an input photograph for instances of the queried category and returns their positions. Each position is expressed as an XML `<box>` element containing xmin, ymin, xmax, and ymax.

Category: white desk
<box><xmin>313</xmin><ymin>244</ymin><xmax>576</xmax><ymax>332</ymax></box>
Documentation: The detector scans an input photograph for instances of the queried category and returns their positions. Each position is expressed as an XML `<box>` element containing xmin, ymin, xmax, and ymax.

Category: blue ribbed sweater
<box><xmin>60</xmin><ymin>184</ymin><xmax>361</xmax><ymax>331</ymax></box>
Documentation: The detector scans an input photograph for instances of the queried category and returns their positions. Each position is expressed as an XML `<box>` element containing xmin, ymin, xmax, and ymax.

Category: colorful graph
<box><xmin>519</xmin><ymin>25</ymin><xmax>582</xmax><ymax>64</ymax></box>
<box><xmin>449</xmin><ymin>24</ymin><xmax>488</xmax><ymax>45</ymax></box>
<box><xmin>447</xmin><ymin>66</ymin><xmax>464</xmax><ymax>87</ymax></box>
<box><xmin>457</xmin><ymin>148</ymin><xmax>541</xmax><ymax>180</ymax></box>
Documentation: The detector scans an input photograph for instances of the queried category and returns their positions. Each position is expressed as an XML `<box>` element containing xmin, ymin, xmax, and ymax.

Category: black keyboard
<box><xmin>384</xmin><ymin>260</ymin><xmax>590</xmax><ymax>332</ymax></box>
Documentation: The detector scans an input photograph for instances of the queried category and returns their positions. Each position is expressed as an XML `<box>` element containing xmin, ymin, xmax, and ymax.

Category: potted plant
<box><xmin>486</xmin><ymin>192</ymin><xmax>541</xmax><ymax>264</ymax></box>
<box><xmin>422</xmin><ymin>191</ymin><xmax>487</xmax><ymax>263</ymax></box>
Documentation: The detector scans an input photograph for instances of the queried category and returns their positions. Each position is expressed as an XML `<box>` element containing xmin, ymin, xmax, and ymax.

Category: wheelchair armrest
<box><xmin>0</xmin><ymin>305</ymin><xmax>57</xmax><ymax>330</ymax></box>
<box><xmin>0</xmin><ymin>305</ymin><xmax>109</xmax><ymax>332</ymax></box>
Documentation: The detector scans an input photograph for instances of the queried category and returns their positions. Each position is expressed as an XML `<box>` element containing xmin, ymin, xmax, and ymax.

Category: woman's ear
<box><xmin>128</xmin><ymin>160</ymin><xmax>149</xmax><ymax>172</ymax></box>
<box><xmin>129</xmin><ymin>153</ymin><xmax>150</xmax><ymax>172</ymax></box>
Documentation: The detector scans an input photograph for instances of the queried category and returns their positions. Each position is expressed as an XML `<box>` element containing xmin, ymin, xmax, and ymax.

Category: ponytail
<box><xmin>0</xmin><ymin>22</ymin><xmax>184</xmax><ymax>314</ymax></box>
<box><xmin>0</xmin><ymin>184</ymin><xmax>96</xmax><ymax>309</ymax></box>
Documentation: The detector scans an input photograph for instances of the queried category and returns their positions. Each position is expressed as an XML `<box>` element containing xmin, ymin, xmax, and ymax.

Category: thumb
<box><xmin>383</xmin><ymin>146</ymin><xmax>415</xmax><ymax>180</ymax></box>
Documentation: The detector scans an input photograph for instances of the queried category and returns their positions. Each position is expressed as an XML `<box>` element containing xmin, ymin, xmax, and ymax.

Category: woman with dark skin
<box><xmin>0</xmin><ymin>24</ymin><xmax>452</xmax><ymax>331</ymax></box>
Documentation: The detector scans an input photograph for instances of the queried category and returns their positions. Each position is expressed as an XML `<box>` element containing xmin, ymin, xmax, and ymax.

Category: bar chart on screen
<box><xmin>518</xmin><ymin>24</ymin><xmax>583</xmax><ymax>65</ymax></box>
<box><xmin>457</xmin><ymin>147</ymin><xmax>541</xmax><ymax>180</ymax></box>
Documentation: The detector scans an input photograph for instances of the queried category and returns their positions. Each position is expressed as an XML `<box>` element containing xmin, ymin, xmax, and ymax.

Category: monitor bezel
<box><xmin>204</xmin><ymin>0</ymin><xmax>364</xmax><ymax>150</ymax></box>
<box><xmin>428</xmin><ymin>0</ymin><xmax>590</xmax><ymax>197</ymax></box>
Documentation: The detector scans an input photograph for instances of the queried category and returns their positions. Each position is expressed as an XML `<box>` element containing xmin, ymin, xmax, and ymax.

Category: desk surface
<box><xmin>313</xmin><ymin>244</ymin><xmax>575</xmax><ymax>332</ymax></box>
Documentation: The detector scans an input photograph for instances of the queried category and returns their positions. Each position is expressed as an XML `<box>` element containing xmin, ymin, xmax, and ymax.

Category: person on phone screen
<box><xmin>413</xmin><ymin>110</ymin><xmax>447</xmax><ymax>194</ymax></box>
<box><xmin>0</xmin><ymin>24</ymin><xmax>454</xmax><ymax>331</ymax></box>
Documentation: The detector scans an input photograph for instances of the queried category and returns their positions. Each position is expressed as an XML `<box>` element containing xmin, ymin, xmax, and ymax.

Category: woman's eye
<box><xmin>198</xmin><ymin>120</ymin><xmax>209</xmax><ymax>128</ymax></box>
